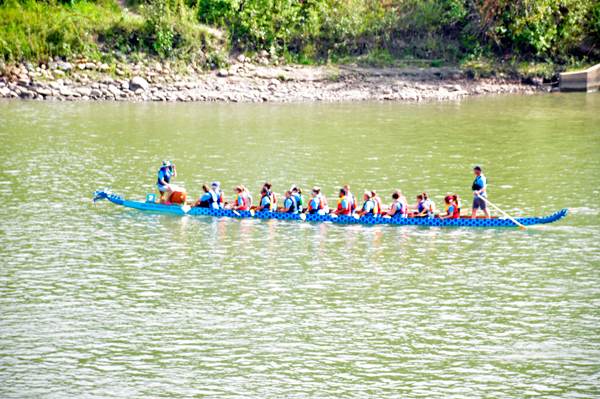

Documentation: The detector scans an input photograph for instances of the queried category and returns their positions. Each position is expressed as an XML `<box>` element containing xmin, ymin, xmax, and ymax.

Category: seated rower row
<box><xmin>190</xmin><ymin>183</ymin><xmax>460</xmax><ymax>219</ymax></box>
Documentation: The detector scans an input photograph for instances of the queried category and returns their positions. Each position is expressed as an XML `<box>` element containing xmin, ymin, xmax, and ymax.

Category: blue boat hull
<box><xmin>95</xmin><ymin>190</ymin><xmax>568</xmax><ymax>228</ymax></box>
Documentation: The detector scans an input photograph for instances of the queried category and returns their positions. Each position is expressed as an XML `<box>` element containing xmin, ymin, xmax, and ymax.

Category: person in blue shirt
<box><xmin>157</xmin><ymin>160</ymin><xmax>177</xmax><ymax>205</ymax></box>
<box><xmin>256</xmin><ymin>187</ymin><xmax>272</xmax><ymax>212</ymax></box>
<box><xmin>307</xmin><ymin>188</ymin><xmax>327</xmax><ymax>215</ymax></box>
<box><xmin>386</xmin><ymin>193</ymin><xmax>406</xmax><ymax>218</ymax></box>
<box><xmin>421</xmin><ymin>192</ymin><xmax>435</xmax><ymax>219</ymax></box>
<box><xmin>356</xmin><ymin>191</ymin><xmax>377</xmax><ymax>217</ymax></box>
<box><xmin>211</xmin><ymin>182</ymin><xmax>224</xmax><ymax>209</ymax></box>
<box><xmin>193</xmin><ymin>184</ymin><xmax>219</xmax><ymax>209</ymax></box>
<box><xmin>280</xmin><ymin>190</ymin><xmax>298</xmax><ymax>213</ymax></box>
<box><xmin>471</xmin><ymin>166</ymin><xmax>490</xmax><ymax>219</ymax></box>
<box><xmin>290</xmin><ymin>185</ymin><xmax>303</xmax><ymax>213</ymax></box>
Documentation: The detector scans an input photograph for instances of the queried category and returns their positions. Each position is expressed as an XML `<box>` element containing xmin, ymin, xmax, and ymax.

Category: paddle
<box><xmin>476</xmin><ymin>194</ymin><xmax>527</xmax><ymax>230</ymax></box>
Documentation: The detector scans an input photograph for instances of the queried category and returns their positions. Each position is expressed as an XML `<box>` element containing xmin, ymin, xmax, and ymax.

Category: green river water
<box><xmin>1</xmin><ymin>93</ymin><xmax>599</xmax><ymax>398</ymax></box>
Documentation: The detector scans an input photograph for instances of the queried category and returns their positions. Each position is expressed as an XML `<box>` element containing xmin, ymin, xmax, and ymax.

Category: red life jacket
<box><xmin>236</xmin><ymin>193</ymin><xmax>248</xmax><ymax>211</ymax></box>
<box><xmin>337</xmin><ymin>196</ymin><xmax>351</xmax><ymax>215</ymax></box>
<box><xmin>446</xmin><ymin>202</ymin><xmax>460</xmax><ymax>219</ymax></box>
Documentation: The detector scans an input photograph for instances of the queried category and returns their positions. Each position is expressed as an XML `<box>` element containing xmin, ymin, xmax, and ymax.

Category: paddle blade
<box><xmin>250</xmin><ymin>209</ymin><xmax>255</xmax><ymax>216</ymax></box>
<box><xmin>353</xmin><ymin>214</ymin><xmax>360</xmax><ymax>220</ymax></box>
<box><xmin>233</xmin><ymin>210</ymin><xmax>241</xmax><ymax>217</ymax></box>
<box><xmin>299</xmin><ymin>213</ymin><xmax>306</xmax><ymax>221</ymax></box>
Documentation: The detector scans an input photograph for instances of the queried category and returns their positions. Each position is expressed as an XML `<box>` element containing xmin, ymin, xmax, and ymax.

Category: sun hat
<box><xmin>473</xmin><ymin>166</ymin><xmax>482</xmax><ymax>171</ymax></box>
<box><xmin>212</xmin><ymin>181</ymin><xmax>220</xmax><ymax>187</ymax></box>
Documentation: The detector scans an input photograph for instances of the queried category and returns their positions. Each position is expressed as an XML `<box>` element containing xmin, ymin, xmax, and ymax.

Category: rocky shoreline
<box><xmin>0</xmin><ymin>56</ymin><xmax>552</xmax><ymax>104</ymax></box>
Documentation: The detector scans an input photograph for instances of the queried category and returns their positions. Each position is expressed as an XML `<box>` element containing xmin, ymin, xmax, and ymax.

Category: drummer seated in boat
<box><xmin>356</xmin><ymin>191</ymin><xmax>378</xmax><ymax>218</ymax></box>
<box><xmin>255</xmin><ymin>187</ymin><xmax>273</xmax><ymax>212</ymax></box>
<box><xmin>157</xmin><ymin>161</ymin><xmax>177</xmax><ymax>205</ymax></box>
<box><xmin>279</xmin><ymin>190</ymin><xmax>298</xmax><ymax>213</ymax></box>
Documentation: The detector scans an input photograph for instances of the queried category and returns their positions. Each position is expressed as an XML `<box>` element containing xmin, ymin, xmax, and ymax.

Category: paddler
<box><xmin>230</xmin><ymin>186</ymin><xmax>249</xmax><ymax>211</ymax></box>
<box><xmin>356</xmin><ymin>191</ymin><xmax>378</xmax><ymax>217</ymax></box>
<box><xmin>263</xmin><ymin>182</ymin><xmax>277</xmax><ymax>211</ymax></box>
<box><xmin>422</xmin><ymin>192</ymin><xmax>435</xmax><ymax>218</ymax></box>
<box><xmin>410</xmin><ymin>194</ymin><xmax>427</xmax><ymax>217</ymax></box>
<box><xmin>307</xmin><ymin>187</ymin><xmax>327</xmax><ymax>215</ymax></box>
<box><xmin>211</xmin><ymin>182</ymin><xmax>224</xmax><ymax>209</ymax></box>
<box><xmin>386</xmin><ymin>193</ymin><xmax>406</xmax><ymax>218</ymax></box>
<box><xmin>344</xmin><ymin>184</ymin><xmax>357</xmax><ymax>215</ymax></box>
<box><xmin>255</xmin><ymin>187</ymin><xmax>272</xmax><ymax>212</ymax></box>
<box><xmin>279</xmin><ymin>190</ymin><xmax>298</xmax><ymax>213</ymax></box>
<box><xmin>193</xmin><ymin>184</ymin><xmax>215</xmax><ymax>208</ymax></box>
<box><xmin>332</xmin><ymin>188</ymin><xmax>352</xmax><ymax>216</ymax></box>
<box><xmin>371</xmin><ymin>190</ymin><xmax>383</xmax><ymax>216</ymax></box>
<box><xmin>240</xmin><ymin>185</ymin><xmax>252</xmax><ymax>208</ymax></box>
<box><xmin>290</xmin><ymin>185</ymin><xmax>303</xmax><ymax>213</ymax></box>
<box><xmin>157</xmin><ymin>160</ymin><xmax>177</xmax><ymax>205</ymax></box>
<box><xmin>394</xmin><ymin>189</ymin><xmax>409</xmax><ymax>216</ymax></box>
<box><xmin>440</xmin><ymin>195</ymin><xmax>460</xmax><ymax>219</ymax></box>
<box><xmin>471</xmin><ymin>166</ymin><xmax>490</xmax><ymax>219</ymax></box>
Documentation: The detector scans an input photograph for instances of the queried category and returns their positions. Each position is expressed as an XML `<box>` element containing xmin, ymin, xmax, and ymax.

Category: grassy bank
<box><xmin>0</xmin><ymin>0</ymin><xmax>226</xmax><ymax>66</ymax></box>
<box><xmin>1</xmin><ymin>0</ymin><xmax>599</xmax><ymax>78</ymax></box>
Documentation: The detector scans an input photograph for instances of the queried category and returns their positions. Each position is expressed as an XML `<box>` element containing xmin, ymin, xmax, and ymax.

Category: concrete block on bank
<box><xmin>559</xmin><ymin>63</ymin><xmax>600</xmax><ymax>92</ymax></box>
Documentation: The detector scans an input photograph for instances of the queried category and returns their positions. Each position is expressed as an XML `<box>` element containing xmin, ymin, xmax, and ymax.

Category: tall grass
<box><xmin>0</xmin><ymin>0</ymin><xmax>222</xmax><ymax>63</ymax></box>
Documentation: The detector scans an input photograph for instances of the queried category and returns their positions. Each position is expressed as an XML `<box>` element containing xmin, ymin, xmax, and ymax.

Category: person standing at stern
<box><xmin>471</xmin><ymin>166</ymin><xmax>490</xmax><ymax>219</ymax></box>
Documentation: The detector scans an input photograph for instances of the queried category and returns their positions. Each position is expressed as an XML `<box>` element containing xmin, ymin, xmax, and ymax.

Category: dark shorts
<box><xmin>472</xmin><ymin>197</ymin><xmax>487</xmax><ymax>210</ymax></box>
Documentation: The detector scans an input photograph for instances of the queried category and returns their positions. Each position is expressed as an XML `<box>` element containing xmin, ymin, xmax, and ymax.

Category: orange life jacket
<box><xmin>373</xmin><ymin>195</ymin><xmax>383</xmax><ymax>214</ymax></box>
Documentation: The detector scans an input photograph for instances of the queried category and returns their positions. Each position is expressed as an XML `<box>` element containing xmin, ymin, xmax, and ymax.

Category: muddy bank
<box><xmin>0</xmin><ymin>58</ymin><xmax>551</xmax><ymax>103</ymax></box>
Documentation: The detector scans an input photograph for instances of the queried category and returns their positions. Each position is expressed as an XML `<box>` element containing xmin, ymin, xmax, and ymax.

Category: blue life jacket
<box><xmin>157</xmin><ymin>169</ymin><xmax>171</xmax><ymax>186</ymax></box>
<box><xmin>362</xmin><ymin>199</ymin><xmax>376</xmax><ymax>216</ymax></box>
<box><xmin>260</xmin><ymin>194</ymin><xmax>272</xmax><ymax>212</ymax></box>
<box><xmin>292</xmin><ymin>193</ymin><xmax>302</xmax><ymax>212</ymax></box>
<box><xmin>392</xmin><ymin>200</ymin><xmax>403</xmax><ymax>217</ymax></box>
<box><xmin>286</xmin><ymin>196</ymin><xmax>297</xmax><ymax>213</ymax></box>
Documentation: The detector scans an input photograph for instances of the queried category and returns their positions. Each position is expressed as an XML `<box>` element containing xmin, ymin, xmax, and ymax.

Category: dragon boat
<box><xmin>93</xmin><ymin>188</ymin><xmax>568</xmax><ymax>228</ymax></box>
